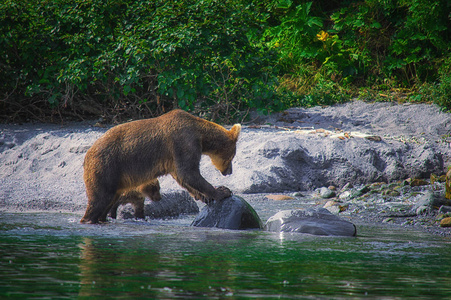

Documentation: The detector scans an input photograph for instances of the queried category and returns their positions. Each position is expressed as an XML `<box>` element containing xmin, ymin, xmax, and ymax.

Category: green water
<box><xmin>1</xmin><ymin>213</ymin><xmax>450</xmax><ymax>299</ymax></box>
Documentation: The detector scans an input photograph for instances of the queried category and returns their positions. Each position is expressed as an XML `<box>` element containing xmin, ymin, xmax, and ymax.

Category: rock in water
<box><xmin>145</xmin><ymin>190</ymin><xmax>199</xmax><ymax>219</ymax></box>
<box><xmin>118</xmin><ymin>190</ymin><xmax>199</xmax><ymax>219</ymax></box>
<box><xmin>191</xmin><ymin>196</ymin><xmax>263</xmax><ymax>230</ymax></box>
<box><xmin>264</xmin><ymin>208</ymin><xmax>357</xmax><ymax>236</ymax></box>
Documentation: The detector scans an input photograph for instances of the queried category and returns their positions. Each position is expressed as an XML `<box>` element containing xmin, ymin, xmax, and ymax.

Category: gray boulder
<box><xmin>318</xmin><ymin>187</ymin><xmax>336</xmax><ymax>199</ymax></box>
<box><xmin>191</xmin><ymin>195</ymin><xmax>263</xmax><ymax>230</ymax></box>
<box><xmin>264</xmin><ymin>208</ymin><xmax>357</xmax><ymax>236</ymax></box>
<box><xmin>413</xmin><ymin>190</ymin><xmax>451</xmax><ymax>215</ymax></box>
<box><xmin>118</xmin><ymin>190</ymin><xmax>199</xmax><ymax>219</ymax></box>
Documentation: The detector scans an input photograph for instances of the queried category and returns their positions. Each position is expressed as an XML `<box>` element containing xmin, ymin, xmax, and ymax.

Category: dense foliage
<box><xmin>1</xmin><ymin>0</ymin><xmax>450</xmax><ymax>123</ymax></box>
<box><xmin>269</xmin><ymin>0</ymin><xmax>451</xmax><ymax>108</ymax></box>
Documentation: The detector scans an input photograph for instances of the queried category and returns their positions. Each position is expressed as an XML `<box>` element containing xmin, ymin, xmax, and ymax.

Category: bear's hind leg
<box><xmin>81</xmin><ymin>188</ymin><xmax>118</xmax><ymax>224</ymax></box>
<box><xmin>139</xmin><ymin>179</ymin><xmax>161</xmax><ymax>201</ymax></box>
<box><xmin>111</xmin><ymin>190</ymin><xmax>145</xmax><ymax>219</ymax></box>
<box><xmin>133</xmin><ymin>199</ymin><xmax>145</xmax><ymax>219</ymax></box>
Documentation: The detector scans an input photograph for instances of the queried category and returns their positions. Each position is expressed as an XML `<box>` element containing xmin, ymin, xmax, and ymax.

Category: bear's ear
<box><xmin>229</xmin><ymin>124</ymin><xmax>241</xmax><ymax>141</ymax></box>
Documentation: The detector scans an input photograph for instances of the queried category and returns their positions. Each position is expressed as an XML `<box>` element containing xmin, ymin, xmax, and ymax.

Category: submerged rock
<box><xmin>118</xmin><ymin>190</ymin><xmax>199</xmax><ymax>220</ymax></box>
<box><xmin>191</xmin><ymin>195</ymin><xmax>263</xmax><ymax>230</ymax></box>
<box><xmin>264</xmin><ymin>208</ymin><xmax>357</xmax><ymax>236</ymax></box>
<box><xmin>145</xmin><ymin>190</ymin><xmax>199</xmax><ymax>219</ymax></box>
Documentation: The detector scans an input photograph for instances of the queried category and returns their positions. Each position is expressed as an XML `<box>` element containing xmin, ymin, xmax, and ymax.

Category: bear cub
<box><xmin>81</xmin><ymin>109</ymin><xmax>241</xmax><ymax>224</ymax></box>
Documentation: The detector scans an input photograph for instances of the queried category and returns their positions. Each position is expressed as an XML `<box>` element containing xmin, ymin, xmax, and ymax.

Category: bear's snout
<box><xmin>222</xmin><ymin>164</ymin><xmax>233</xmax><ymax>176</ymax></box>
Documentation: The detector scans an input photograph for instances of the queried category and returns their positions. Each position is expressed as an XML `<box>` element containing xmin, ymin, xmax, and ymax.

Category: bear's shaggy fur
<box><xmin>81</xmin><ymin>109</ymin><xmax>241</xmax><ymax>224</ymax></box>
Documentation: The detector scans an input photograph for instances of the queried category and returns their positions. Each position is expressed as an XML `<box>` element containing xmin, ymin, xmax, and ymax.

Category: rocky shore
<box><xmin>1</xmin><ymin>100</ymin><xmax>450</xmax><ymax>235</ymax></box>
<box><xmin>302</xmin><ymin>177</ymin><xmax>451</xmax><ymax>235</ymax></box>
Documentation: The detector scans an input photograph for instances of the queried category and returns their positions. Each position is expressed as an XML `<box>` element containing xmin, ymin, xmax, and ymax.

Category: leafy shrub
<box><xmin>1</xmin><ymin>0</ymin><xmax>450</xmax><ymax>123</ymax></box>
<box><xmin>265</xmin><ymin>0</ymin><xmax>451</xmax><ymax>108</ymax></box>
<box><xmin>433</xmin><ymin>55</ymin><xmax>451</xmax><ymax>111</ymax></box>
<box><xmin>0</xmin><ymin>0</ymin><xmax>284</xmax><ymax>123</ymax></box>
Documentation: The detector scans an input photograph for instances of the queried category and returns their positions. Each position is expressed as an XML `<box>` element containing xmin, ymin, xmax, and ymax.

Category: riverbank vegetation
<box><xmin>1</xmin><ymin>0</ymin><xmax>450</xmax><ymax>123</ymax></box>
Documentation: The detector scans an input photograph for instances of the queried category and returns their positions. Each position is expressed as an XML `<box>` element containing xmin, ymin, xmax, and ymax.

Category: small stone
<box><xmin>328</xmin><ymin>185</ymin><xmax>336</xmax><ymax>191</ymax></box>
<box><xmin>382</xmin><ymin>218</ymin><xmax>394</xmax><ymax>223</ymax></box>
<box><xmin>365</xmin><ymin>135</ymin><xmax>382</xmax><ymax>142</ymax></box>
<box><xmin>439</xmin><ymin>217</ymin><xmax>451</xmax><ymax>228</ymax></box>
<box><xmin>339</xmin><ymin>190</ymin><xmax>352</xmax><ymax>200</ymax></box>
<box><xmin>266</xmin><ymin>194</ymin><xmax>295</xmax><ymax>201</ymax></box>
<box><xmin>318</xmin><ymin>187</ymin><xmax>336</xmax><ymax>199</ymax></box>
<box><xmin>340</xmin><ymin>183</ymin><xmax>353</xmax><ymax>192</ymax></box>
<box><xmin>323</xmin><ymin>201</ymin><xmax>348</xmax><ymax>214</ymax></box>
<box><xmin>388</xmin><ymin>190</ymin><xmax>401</xmax><ymax>197</ymax></box>
<box><xmin>439</xmin><ymin>205</ymin><xmax>451</xmax><ymax>214</ymax></box>
<box><xmin>291</xmin><ymin>192</ymin><xmax>304</xmax><ymax>197</ymax></box>
<box><xmin>409</xmin><ymin>178</ymin><xmax>429</xmax><ymax>187</ymax></box>
<box><xmin>350</xmin><ymin>185</ymin><xmax>370</xmax><ymax>198</ymax></box>
<box><xmin>416</xmin><ymin>205</ymin><xmax>429</xmax><ymax>216</ymax></box>
<box><xmin>324</xmin><ymin>200</ymin><xmax>338</xmax><ymax>208</ymax></box>
<box><xmin>326</xmin><ymin>205</ymin><xmax>341</xmax><ymax>215</ymax></box>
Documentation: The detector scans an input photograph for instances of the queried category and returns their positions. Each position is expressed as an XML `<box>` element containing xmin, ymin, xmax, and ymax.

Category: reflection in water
<box><xmin>74</xmin><ymin>229</ymin><xmax>451</xmax><ymax>299</ymax></box>
<box><xmin>77</xmin><ymin>232</ymin><xmax>263</xmax><ymax>299</ymax></box>
<box><xmin>0</xmin><ymin>213</ymin><xmax>451</xmax><ymax>299</ymax></box>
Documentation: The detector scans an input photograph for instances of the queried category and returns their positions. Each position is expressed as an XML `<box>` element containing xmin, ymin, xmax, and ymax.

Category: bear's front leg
<box><xmin>172</xmin><ymin>146</ymin><xmax>232</xmax><ymax>203</ymax></box>
<box><xmin>187</xmin><ymin>185</ymin><xmax>232</xmax><ymax>204</ymax></box>
<box><xmin>171</xmin><ymin>171</ymin><xmax>231</xmax><ymax>204</ymax></box>
<box><xmin>214</xmin><ymin>186</ymin><xmax>232</xmax><ymax>199</ymax></box>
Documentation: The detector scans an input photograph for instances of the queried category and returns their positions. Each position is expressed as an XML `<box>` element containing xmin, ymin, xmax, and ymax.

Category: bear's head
<box><xmin>209</xmin><ymin>124</ymin><xmax>241</xmax><ymax>176</ymax></box>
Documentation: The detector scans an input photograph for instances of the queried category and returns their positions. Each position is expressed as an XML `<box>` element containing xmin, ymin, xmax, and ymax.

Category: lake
<box><xmin>1</xmin><ymin>212</ymin><xmax>450</xmax><ymax>299</ymax></box>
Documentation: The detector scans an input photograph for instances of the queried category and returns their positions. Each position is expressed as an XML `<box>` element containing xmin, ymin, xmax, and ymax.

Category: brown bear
<box><xmin>80</xmin><ymin>109</ymin><xmax>241</xmax><ymax>224</ymax></box>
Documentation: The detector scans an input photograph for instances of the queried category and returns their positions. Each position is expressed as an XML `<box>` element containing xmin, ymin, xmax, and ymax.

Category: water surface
<box><xmin>1</xmin><ymin>212</ymin><xmax>450</xmax><ymax>299</ymax></box>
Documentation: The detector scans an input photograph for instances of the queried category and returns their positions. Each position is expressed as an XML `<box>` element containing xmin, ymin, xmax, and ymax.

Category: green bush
<box><xmin>0</xmin><ymin>0</ymin><xmax>284</xmax><ymax>122</ymax></box>
<box><xmin>1</xmin><ymin>0</ymin><xmax>450</xmax><ymax>122</ymax></box>
<box><xmin>265</xmin><ymin>0</ymin><xmax>451</xmax><ymax>109</ymax></box>
<box><xmin>433</xmin><ymin>55</ymin><xmax>451</xmax><ymax>111</ymax></box>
